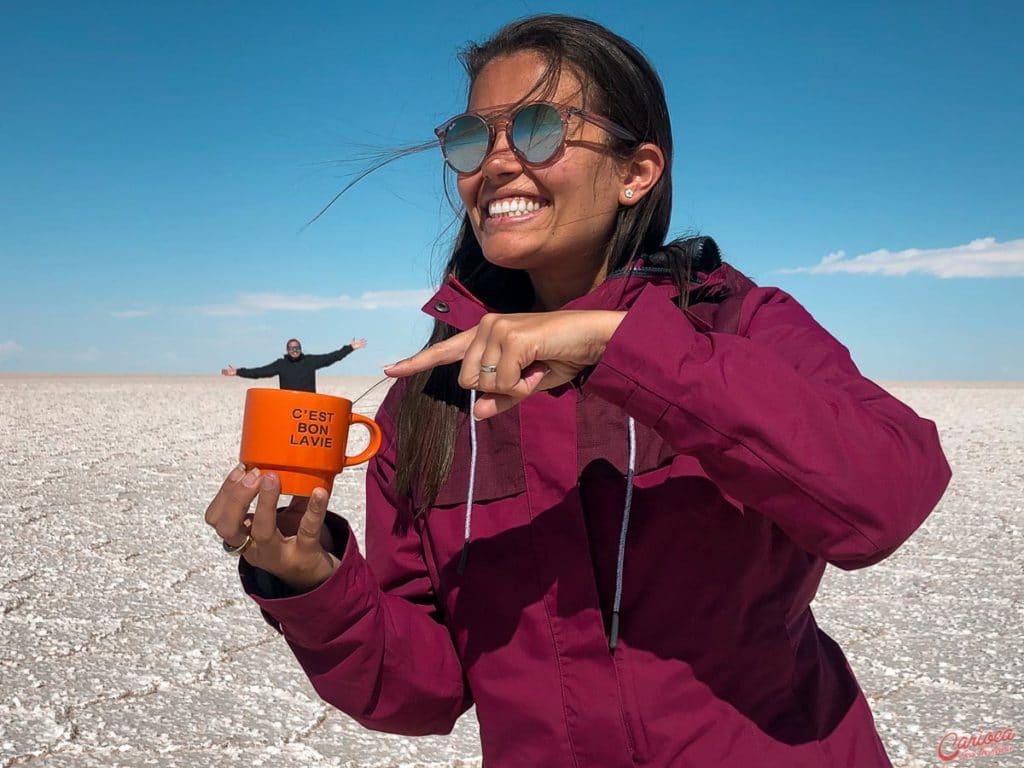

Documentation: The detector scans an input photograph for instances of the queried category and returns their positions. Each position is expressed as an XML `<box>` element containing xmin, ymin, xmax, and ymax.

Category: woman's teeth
<box><xmin>487</xmin><ymin>197</ymin><xmax>546</xmax><ymax>218</ymax></box>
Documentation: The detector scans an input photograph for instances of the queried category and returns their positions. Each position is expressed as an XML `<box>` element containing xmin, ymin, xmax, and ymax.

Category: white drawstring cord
<box><xmin>609</xmin><ymin>416</ymin><xmax>637</xmax><ymax>651</ymax></box>
<box><xmin>458</xmin><ymin>389</ymin><xmax>479</xmax><ymax>574</ymax></box>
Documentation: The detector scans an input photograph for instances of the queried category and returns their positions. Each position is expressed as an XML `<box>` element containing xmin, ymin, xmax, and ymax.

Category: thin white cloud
<box><xmin>110</xmin><ymin>309</ymin><xmax>153</xmax><ymax>318</ymax></box>
<box><xmin>783</xmin><ymin>237</ymin><xmax>1024</xmax><ymax>278</ymax></box>
<box><xmin>0</xmin><ymin>340</ymin><xmax>23</xmax><ymax>357</ymax></box>
<box><xmin>195</xmin><ymin>289</ymin><xmax>432</xmax><ymax>316</ymax></box>
<box><xmin>197</xmin><ymin>304</ymin><xmax>248</xmax><ymax>317</ymax></box>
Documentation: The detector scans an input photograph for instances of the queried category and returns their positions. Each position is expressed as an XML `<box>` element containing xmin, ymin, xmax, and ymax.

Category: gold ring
<box><xmin>480</xmin><ymin>364</ymin><xmax>498</xmax><ymax>374</ymax></box>
<box><xmin>222</xmin><ymin>534</ymin><xmax>253</xmax><ymax>556</ymax></box>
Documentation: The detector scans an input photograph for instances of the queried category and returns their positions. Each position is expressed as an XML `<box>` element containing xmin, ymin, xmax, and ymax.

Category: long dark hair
<box><xmin>395</xmin><ymin>15</ymin><xmax>695</xmax><ymax>510</ymax></box>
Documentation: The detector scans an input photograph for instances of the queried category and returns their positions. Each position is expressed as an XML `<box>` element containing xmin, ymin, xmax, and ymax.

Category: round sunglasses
<box><xmin>434</xmin><ymin>101</ymin><xmax>638</xmax><ymax>174</ymax></box>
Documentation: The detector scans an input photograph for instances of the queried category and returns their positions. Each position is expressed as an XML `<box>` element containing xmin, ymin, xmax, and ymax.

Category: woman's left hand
<box><xmin>384</xmin><ymin>310</ymin><xmax>625</xmax><ymax>420</ymax></box>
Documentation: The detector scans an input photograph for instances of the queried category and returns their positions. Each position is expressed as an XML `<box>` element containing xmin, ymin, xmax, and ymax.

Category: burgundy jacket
<box><xmin>246</xmin><ymin>262</ymin><xmax>951</xmax><ymax>767</ymax></box>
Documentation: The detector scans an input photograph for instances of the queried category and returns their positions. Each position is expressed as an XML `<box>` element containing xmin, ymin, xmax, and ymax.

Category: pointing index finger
<box><xmin>384</xmin><ymin>329</ymin><xmax>474</xmax><ymax>378</ymax></box>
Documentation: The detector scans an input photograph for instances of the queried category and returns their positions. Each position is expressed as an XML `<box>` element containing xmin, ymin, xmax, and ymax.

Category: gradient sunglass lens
<box><xmin>511</xmin><ymin>103</ymin><xmax>565</xmax><ymax>164</ymax></box>
<box><xmin>442</xmin><ymin>114</ymin><xmax>490</xmax><ymax>173</ymax></box>
<box><xmin>440</xmin><ymin>103</ymin><xmax>568</xmax><ymax>172</ymax></box>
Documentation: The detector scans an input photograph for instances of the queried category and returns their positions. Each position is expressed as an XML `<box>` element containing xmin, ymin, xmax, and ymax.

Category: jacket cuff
<box><xmin>584</xmin><ymin>283</ymin><xmax>699</xmax><ymax>426</ymax></box>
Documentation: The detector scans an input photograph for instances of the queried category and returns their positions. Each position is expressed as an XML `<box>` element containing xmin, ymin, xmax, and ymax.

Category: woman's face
<box><xmin>456</xmin><ymin>51</ymin><xmax>625</xmax><ymax>285</ymax></box>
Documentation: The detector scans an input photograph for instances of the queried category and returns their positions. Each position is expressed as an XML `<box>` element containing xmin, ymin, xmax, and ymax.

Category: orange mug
<box><xmin>239</xmin><ymin>389</ymin><xmax>382</xmax><ymax>496</ymax></box>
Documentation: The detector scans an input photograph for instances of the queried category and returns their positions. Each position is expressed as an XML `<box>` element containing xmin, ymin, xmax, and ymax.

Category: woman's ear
<box><xmin>618</xmin><ymin>143</ymin><xmax>665</xmax><ymax>206</ymax></box>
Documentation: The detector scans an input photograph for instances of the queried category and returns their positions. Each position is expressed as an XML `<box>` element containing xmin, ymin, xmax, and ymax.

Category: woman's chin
<box><xmin>478</xmin><ymin>235</ymin><xmax>544</xmax><ymax>270</ymax></box>
<box><xmin>481</xmin><ymin>248</ymin><xmax>541</xmax><ymax>272</ymax></box>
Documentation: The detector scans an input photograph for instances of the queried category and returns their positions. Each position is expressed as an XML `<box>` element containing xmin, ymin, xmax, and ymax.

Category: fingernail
<box><xmin>311</xmin><ymin>488</ymin><xmax>327</xmax><ymax>504</ymax></box>
<box><xmin>260</xmin><ymin>473</ymin><xmax>275</xmax><ymax>490</ymax></box>
<box><xmin>242</xmin><ymin>468</ymin><xmax>261</xmax><ymax>487</ymax></box>
<box><xmin>229</xmin><ymin>463</ymin><xmax>246</xmax><ymax>482</ymax></box>
<box><xmin>382</xmin><ymin>364</ymin><xmax>395</xmax><ymax>372</ymax></box>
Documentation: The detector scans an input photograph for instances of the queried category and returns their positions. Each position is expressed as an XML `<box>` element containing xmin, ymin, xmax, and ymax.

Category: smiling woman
<box><xmin>201</xmin><ymin>14</ymin><xmax>952</xmax><ymax>768</ymax></box>
<box><xmin>451</xmin><ymin>50</ymin><xmax>663</xmax><ymax>301</ymax></box>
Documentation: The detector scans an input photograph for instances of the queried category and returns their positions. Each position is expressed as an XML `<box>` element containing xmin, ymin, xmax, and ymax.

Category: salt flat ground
<box><xmin>0</xmin><ymin>376</ymin><xmax>1020</xmax><ymax>768</ymax></box>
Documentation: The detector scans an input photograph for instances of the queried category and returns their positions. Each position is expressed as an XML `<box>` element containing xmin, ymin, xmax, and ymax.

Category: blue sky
<box><xmin>2</xmin><ymin>1</ymin><xmax>1021</xmax><ymax>379</ymax></box>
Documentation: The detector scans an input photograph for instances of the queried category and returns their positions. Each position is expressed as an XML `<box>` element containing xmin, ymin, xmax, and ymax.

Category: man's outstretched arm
<box><xmin>224</xmin><ymin>360</ymin><xmax>280</xmax><ymax>379</ymax></box>
<box><xmin>307</xmin><ymin>338</ymin><xmax>366</xmax><ymax>369</ymax></box>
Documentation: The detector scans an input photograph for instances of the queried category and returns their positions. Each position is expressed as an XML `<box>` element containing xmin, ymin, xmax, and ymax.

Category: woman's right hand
<box><xmin>384</xmin><ymin>310</ymin><xmax>624</xmax><ymax>420</ymax></box>
<box><xmin>204</xmin><ymin>465</ymin><xmax>340</xmax><ymax>592</ymax></box>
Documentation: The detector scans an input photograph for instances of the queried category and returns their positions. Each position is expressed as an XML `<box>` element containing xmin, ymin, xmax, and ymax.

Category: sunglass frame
<box><xmin>434</xmin><ymin>101</ymin><xmax>638</xmax><ymax>174</ymax></box>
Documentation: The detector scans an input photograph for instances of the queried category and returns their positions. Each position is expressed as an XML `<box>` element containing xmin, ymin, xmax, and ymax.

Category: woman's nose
<box><xmin>481</xmin><ymin>128</ymin><xmax>522</xmax><ymax>179</ymax></box>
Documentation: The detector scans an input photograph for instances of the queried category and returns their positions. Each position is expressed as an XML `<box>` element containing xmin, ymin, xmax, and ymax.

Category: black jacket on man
<box><xmin>235</xmin><ymin>345</ymin><xmax>354</xmax><ymax>392</ymax></box>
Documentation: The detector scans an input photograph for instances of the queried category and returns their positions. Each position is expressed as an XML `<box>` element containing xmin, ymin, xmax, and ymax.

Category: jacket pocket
<box><xmin>431</xmin><ymin>408</ymin><xmax>526</xmax><ymax>508</ymax></box>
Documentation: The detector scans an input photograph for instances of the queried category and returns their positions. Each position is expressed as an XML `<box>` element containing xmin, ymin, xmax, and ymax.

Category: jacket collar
<box><xmin>420</xmin><ymin>261</ymin><xmax>739</xmax><ymax>332</ymax></box>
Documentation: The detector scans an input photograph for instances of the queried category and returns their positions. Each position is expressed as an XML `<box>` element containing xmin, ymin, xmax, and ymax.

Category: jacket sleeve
<box><xmin>584</xmin><ymin>283</ymin><xmax>951</xmax><ymax>570</ymax></box>
<box><xmin>306</xmin><ymin>345</ymin><xmax>354</xmax><ymax>370</ymax></box>
<box><xmin>242</xmin><ymin>404</ymin><xmax>471</xmax><ymax>735</ymax></box>
<box><xmin>235</xmin><ymin>360</ymin><xmax>279</xmax><ymax>379</ymax></box>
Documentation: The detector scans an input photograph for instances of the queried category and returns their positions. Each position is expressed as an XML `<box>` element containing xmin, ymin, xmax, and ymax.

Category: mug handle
<box><xmin>344</xmin><ymin>413</ymin><xmax>383</xmax><ymax>467</ymax></box>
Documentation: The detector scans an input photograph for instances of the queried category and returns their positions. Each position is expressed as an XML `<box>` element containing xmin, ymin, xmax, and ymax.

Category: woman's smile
<box><xmin>480</xmin><ymin>195</ymin><xmax>551</xmax><ymax>229</ymax></box>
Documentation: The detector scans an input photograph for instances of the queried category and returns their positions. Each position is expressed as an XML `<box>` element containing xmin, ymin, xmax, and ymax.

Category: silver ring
<box><xmin>479</xmin><ymin>364</ymin><xmax>498</xmax><ymax>374</ymax></box>
<box><xmin>222</xmin><ymin>534</ymin><xmax>253</xmax><ymax>556</ymax></box>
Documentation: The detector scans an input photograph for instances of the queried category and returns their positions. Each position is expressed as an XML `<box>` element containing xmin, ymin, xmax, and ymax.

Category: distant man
<box><xmin>221</xmin><ymin>337</ymin><xmax>366</xmax><ymax>393</ymax></box>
